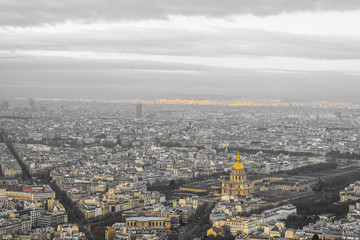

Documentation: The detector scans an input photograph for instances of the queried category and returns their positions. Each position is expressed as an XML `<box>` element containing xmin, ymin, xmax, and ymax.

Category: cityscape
<box><xmin>0</xmin><ymin>99</ymin><xmax>360</xmax><ymax>239</ymax></box>
<box><xmin>1</xmin><ymin>0</ymin><xmax>360</xmax><ymax>239</ymax></box>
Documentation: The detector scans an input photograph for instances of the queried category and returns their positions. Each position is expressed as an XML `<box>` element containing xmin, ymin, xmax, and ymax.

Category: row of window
<box><xmin>126</xmin><ymin>221</ymin><xmax>165</xmax><ymax>227</ymax></box>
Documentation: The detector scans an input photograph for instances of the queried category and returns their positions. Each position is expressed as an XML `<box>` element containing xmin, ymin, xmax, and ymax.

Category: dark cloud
<box><xmin>1</xmin><ymin>56</ymin><xmax>359</xmax><ymax>101</ymax></box>
<box><xmin>1</xmin><ymin>26</ymin><xmax>360</xmax><ymax>60</ymax></box>
<box><xmin>1</xmin><ymin>0</ymin><xmax>359</xmax><ymax>101</ymax></box>
<box><xmin>1</xmin><ymin>0</ymin><xmax>360</xmax><ymax>26</ymax></box>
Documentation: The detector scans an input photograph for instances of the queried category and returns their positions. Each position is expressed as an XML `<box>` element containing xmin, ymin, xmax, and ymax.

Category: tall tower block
<box><xmin>136</xmin><ymin>103</ymin><xmax>142</xmax><ymax>118</ymax></box>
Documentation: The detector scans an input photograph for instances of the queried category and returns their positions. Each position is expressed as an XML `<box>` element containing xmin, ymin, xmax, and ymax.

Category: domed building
<box><xmin>222</xmin><ymin>152</ymin><xmax>254</xmax><ymax>197</ymax></box>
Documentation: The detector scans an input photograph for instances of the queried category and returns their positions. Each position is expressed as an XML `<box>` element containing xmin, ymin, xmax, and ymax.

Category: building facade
<box><xmin>222</xmin><ymin>152</ymin><xmax>254</xmax><ymax>197</ymax></box>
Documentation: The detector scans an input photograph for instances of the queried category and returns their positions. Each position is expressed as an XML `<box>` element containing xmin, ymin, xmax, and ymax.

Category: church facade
<box><xmin>222</xmin><ymin>152</ymin><xmax>254</xmax><ymax>197</ymax></box>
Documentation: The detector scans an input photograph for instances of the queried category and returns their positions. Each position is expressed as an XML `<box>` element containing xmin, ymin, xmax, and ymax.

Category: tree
<box><xmin>107</xmin><ymin>228</ymin><xmax>116</xmax><ymax>240</ymax></box>
<box><xmin>182</xmin><ymin>235</ymin><xmax>190</xmax><ymax>240</ymax></box>
<box><xmin>312</xmin><ymin>234</ymin><xmax>320</xmax><ymax>240</ymax></box>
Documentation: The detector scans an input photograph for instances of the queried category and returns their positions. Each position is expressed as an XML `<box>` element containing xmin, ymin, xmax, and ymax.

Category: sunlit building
<box><xmin>212</xmin><ymin>216</ymin><xmax>260</xmax><ymax>235</ymax></box>
<box><xmin>222</xmin><ymin>152</ymin><xmax>254</xmax><ymax>197</ymax></box>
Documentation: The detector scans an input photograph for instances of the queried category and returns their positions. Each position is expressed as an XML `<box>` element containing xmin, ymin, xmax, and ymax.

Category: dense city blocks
<box><xmin>1</xmin><ymin>100</ymin><xmax>360</xmax><ymax>239</ymax></box>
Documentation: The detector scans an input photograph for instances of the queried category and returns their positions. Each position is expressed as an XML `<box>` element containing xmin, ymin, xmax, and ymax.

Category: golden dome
<box><xmin>232</xmin><ymin>151</ymin><xmax>244</xmax><ymax>170</ymax></box>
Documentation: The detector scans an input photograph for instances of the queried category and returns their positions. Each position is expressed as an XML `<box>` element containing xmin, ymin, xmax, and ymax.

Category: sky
<box><xmin>1</xmin><ymin>0</ymin><xmax>360</xmax><ymax>101</ymax></box>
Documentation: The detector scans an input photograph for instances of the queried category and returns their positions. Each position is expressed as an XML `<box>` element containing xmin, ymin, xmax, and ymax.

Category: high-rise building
<box><xmin>29</xmin><ymin>98</ymin><xmax>36</xmax><ymax>108</ymax></box>
<box><xmin>136</xmin><ymin>103</ymin><xmax>142</xmax><ymax>118</ymax></box>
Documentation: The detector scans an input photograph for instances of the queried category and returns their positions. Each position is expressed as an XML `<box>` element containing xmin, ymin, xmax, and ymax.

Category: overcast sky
<box><xmin>1</xmin><ymin>0</ymin><xmax>360</xmax><ymax>101</ymax></box>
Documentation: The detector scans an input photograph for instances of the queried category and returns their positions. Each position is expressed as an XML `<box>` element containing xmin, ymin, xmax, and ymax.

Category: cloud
<box><xmin>1</xmin><ymin>56</ymin><xmax>359</xmax><ymax>101</ymax></box>
<box><xmin>1</xmin><ymin>0</ymin><xmax>360</xmax><ymax>26</ymax></box>
<box><xmin>1</xmin><ymin>16</ymin><xmax>360</xmax><ymax>61</ymax></box>
<box><xmin>1</xmin><ymin>0</ymin><xmax>359</xmax><ymax>101</ymax></box>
